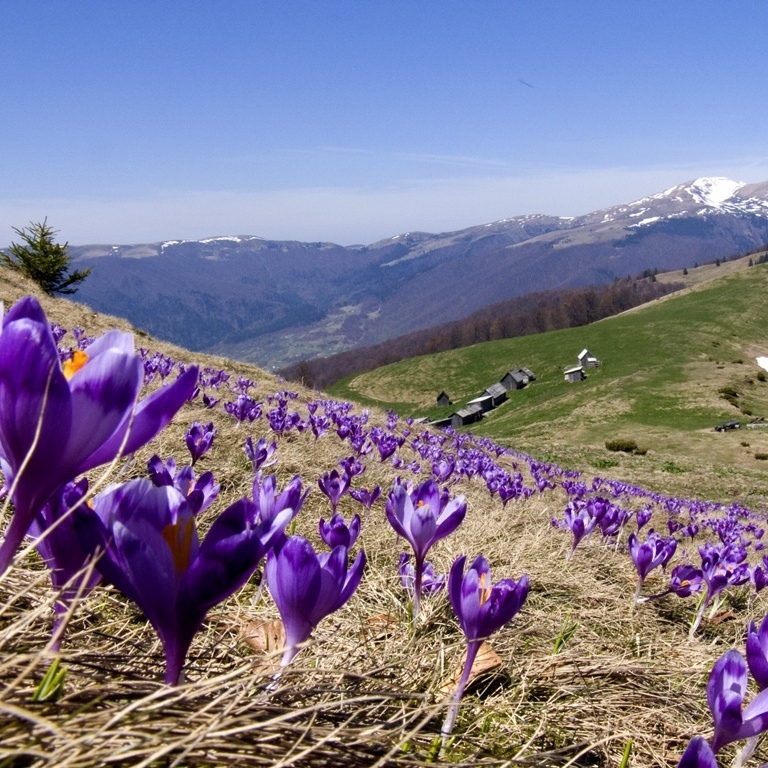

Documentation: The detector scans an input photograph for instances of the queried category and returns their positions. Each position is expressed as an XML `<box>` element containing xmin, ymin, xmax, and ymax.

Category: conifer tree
<box><xmin>1</xmin><ymin>219</ymin><xmax>90</xmax><ymax>295</ymax></box>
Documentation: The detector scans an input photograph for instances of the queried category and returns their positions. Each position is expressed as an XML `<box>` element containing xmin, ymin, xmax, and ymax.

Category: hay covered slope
<box><xmin>0</xmin><ymin>271</ymin><xmax>764</xmax><ymax>767</ymax></box>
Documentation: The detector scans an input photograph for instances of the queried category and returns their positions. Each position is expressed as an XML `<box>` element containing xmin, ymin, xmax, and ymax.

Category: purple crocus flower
<box><xmin>76</xmin><ymin>477</ymin><xmax>295</xmax><ymax>684</ymax></box>
<box><xmin>147</xmin><ymin>455</ymin><xmax>220</xmax><ymax>515</ymax></box>
<box><xmin>628</xmin><ymin>529</ymin><xmax>677</xmax><ymax>604</ymax></box>
<box><xmin>398</xmin><ymin>552</ymin><xmax>445</xmax><ymax>596</ymax></box>
<box><xmin>676</xmin><ymin>737</ymin><xmax>717</xmax><ymax>768</ymax></box>
<box><xmin>338</xmin><ymin>455</ymin><xmax>365</xmax><ymax>478</ymax></box>
<box><xmin>636</xmin><ymin>507</ymin><xmax>653</xmax><ymax>530</ymax></box>
<box><xmin>707</xmin><ymin>649</ymin><xmax>768</xmax><ymax>753</ymax></box>
<box><xmin>185</xmin><ymin>421</ymin><xmax>216</xmax><ymax>465</ymax></box>
<box><xmin>669</xmin><ymin>564</ymin><xmax>704</xmax><ymax>598</ymax></box>
<box><xmin>318</xmin><ymin>512</ymin><xmax>361</xmax><ymax>549</ymax></box>
<box><xmin>385</xmin><ymin>478</ymin><xmax>466</xmax><ymax>618</ymax></box>
<box><xmin>637</xmin><ymin>564</ymin><xmax>704</xmax><ymax>604</ymax></box>
<box><xmin>252</xmin><ymin>473</ymin><xmax>309</xmax><ymax>528</ymax></box>
<box><xmin>0</xmin><ymin>296</ymin><xmax>198</xmax><ymax>575</ymax></box>
<box><xmin>224</xmin><ymin>393</ymin><xmax>261</xmax><ymax>422</ymax></box>
<box><xmin>28</xmin><ymin>478</ymin><xmax>101</xmax><ymax>649</ymax></box>
<box><xmin>690</xmin><ymin>542</ymin><xmax>751</xmax><ymax>638</ymax></box>
<box><xmin>746</xmin><ymin>615</ymin><xmax>768</xmax><ymax>691</ymax></box>
<box><xmin>442</xmin><ymin>554</ymin><xmax>529</xmax><ymax>741</ymax></box>
<box><xmin>265</xmin><ymin>535</ymin><xmax>366</xmax><ymax>666</ymax></box>
<box><xmin>350</xmin><ymin>485</ymin><xmax>382</xmax><ymax>515</ymax></box>
<box><xmin>317</xmin><ymin>469</ymin><xmax>350</xmax><ymax>512</ymax></box>
<box><xmin>244</xmin><ymin>436</ymin><xmax>278</xmax><ymax>472</ymax></box>
<box><xmin>561</xmin><ymin>501</ymin><xmax>594</xmax><ymax>558</ymax></box>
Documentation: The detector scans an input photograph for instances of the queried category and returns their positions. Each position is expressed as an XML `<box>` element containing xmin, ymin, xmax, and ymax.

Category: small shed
<box><xmin>521</xmin><ymin>367</ymin><xmax>536</xmax><ymax>381</ymax></box>
<box><xmin>467</xmin><ymin>394</ymin><xmax>494</xmax><ymax>414</ymax></box>
<box><xmin>436</xmin><ymin>391</ymin><xmax>452</xmax><ymax>407</ymax></box>
<box><xmin>501</xmin><ymin>369</ymin><xmax>529</xmax><ymax>390</ymax></box>
<box><xmin>484</xmin><ymin>382</ymin><xmax>508</xmax><ymax>407</ymax></box>
<box><xmin>450</xmin><ymin>403</ymin><xmax>483</xmax><ymax>429</ymax></box>
<box><xmin>578</xmin><ymin>348</ymin><xmax>601</xmax><ymax>368</ymax></box>
<box><xmin>564</xmin><ymin>365</ymin><xmax>585</xmax><ymax>383</ymax></box>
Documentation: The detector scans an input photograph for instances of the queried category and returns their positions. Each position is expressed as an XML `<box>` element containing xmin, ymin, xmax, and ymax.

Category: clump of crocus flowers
<box><xmin>385</xmin><ymin>478</ymin><xmax>466</xmax><ymax>618</ymax></box>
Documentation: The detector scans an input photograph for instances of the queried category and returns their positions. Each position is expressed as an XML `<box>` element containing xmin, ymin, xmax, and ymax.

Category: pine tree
<box><xmin>1</xmin><ymin>219</ymin><xmax>90</xmax><ymax>295</ymax></box>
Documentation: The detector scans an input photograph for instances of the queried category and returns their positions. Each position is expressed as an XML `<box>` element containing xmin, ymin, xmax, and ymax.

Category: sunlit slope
<box><xmin>331</xmin><ymin>261</ymin><xmax>768</xmax><ymax>478</ymax></box>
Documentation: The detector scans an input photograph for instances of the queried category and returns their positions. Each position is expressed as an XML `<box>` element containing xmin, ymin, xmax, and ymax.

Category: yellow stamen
<box><xmin>62</xmin><ymin>350</ymin><xmax>89</xmax><ymax>380</ymax></box>
<box><xmin>162</xmin><ymin>517</ymin><xmax>196</xmax><ymax>573</ymax></box>
<box><xmin>479</xmin><ymin>572</ymin><xmax>492</xmax><ymax>604</ymax></box>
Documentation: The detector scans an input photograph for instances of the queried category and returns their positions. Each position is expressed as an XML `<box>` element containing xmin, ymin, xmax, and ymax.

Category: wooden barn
<box><xmin>436</xmin><ymin>391</ymin><xmax>452</xmax><ymax>407</ymax></box>
<box><xmin>450</xmin><ymin>403</ymin><xmax>483</xmax><ymax>428</ymax></box>
<box><xmin>578</xmin><ymin>349</ymin><xmax>601</xmax><ymax>368</ymax></box>
<box><xmin>466</xmin><ymin>394</ymin><xmax>494</xmax><ymax>414</ymax></box>
<box><xmin>501</xmin><ymin>369</ymin><xmax>529</xmax><ymax>390</ymax></box>
<box><xmin>564</xmin><ymin>365</ymin><xmax>586</xmax><ymax>383</ymax></box>
<box><xmin>484</xmin><ymin>382</ymin><xmax>508</xmax><ymax>407</ymax></box>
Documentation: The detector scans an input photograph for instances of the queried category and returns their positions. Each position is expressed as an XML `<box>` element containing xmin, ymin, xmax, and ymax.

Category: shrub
<box><xmin>605</xmin><ymin>438</ymin><xmax>643</xmax><ymax>454</ymax></box>
<box><xmin>755</xmin><ymin>453</ymin><xmax>768</xmax><ymax>461</ymax></box>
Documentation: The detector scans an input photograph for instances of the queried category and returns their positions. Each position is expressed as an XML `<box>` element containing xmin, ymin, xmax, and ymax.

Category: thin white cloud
<box><xmin>3</xmin><ymin>160</ymin><xmax>768</xmax><ymax>247</ymax></box>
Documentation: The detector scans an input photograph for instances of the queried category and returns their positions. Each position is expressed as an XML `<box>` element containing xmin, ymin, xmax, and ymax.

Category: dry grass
<box><xmin>1</xmin><ymin>271</ymin><xmax>767</xmax><ymax>766</ymax></box>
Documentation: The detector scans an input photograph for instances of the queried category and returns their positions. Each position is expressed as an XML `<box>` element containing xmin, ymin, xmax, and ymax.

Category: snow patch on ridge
<box><xmin>687</xmin><ymin>177</ymin><xmax>745</xmax><ymax>207</ymax></box>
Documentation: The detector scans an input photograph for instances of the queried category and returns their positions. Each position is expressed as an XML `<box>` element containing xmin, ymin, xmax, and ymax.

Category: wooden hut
<box><xmin>467</xmin><ymin>394</ymin><xmax>494</xmax><ymax>414</ymax></box>
<box><xmin>564</xmin><ymin>365</ymin><xmax>585</xmax><ymax>383</ymax></box>
<box><xmin>436</xmin><ymin>391</ymin><xmax>452</xmax><ymax>407</ymax></box>
<box><xmin>578</xmin><ymin>349</ymin><xmax>601</xmax><ymax>368</ymax></box>
<box><xmin>484</xmin><ymin>382</ymin><xmax>508</xmax><ymax>407</ymax></box>
<box><xmin>501</xmin><ymin>369</ymin><xmax>529</xmax><ymax>390</ymax></box>
<box><xmin>450</xmin><ymin>403</ymin><xmax>483</xmax><ymax>428</ymax></box>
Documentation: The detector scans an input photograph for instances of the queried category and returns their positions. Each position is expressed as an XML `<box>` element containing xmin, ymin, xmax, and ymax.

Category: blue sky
<box><xmin>2</xmin><ymin>1</ymin><xmax>768</xmax><ymax>246</ymax></box>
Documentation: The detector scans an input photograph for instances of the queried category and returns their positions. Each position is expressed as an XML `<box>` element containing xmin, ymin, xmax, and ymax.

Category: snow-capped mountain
<box><xmin>70</xmin><ymin>177</ymin><xmax>768</xmax><ymax>368</ymax></box>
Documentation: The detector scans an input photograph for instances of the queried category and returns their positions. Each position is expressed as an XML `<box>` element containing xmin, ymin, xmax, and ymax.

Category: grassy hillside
<box><xmin>2</xmin><ymin>264</ymin><xmax>768</xmax><ymax>767</ymax></box>
<box><xmin>331</xmin><ymin>257</ymin><xmax>768</xmax><ymax>504</ymax></box>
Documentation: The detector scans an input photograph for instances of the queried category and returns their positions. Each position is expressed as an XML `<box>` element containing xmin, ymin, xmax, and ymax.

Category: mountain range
<box><xmin>69</xmin><ymin>177</ymin><xmax>768</xmax><ymax>369</ymax></box>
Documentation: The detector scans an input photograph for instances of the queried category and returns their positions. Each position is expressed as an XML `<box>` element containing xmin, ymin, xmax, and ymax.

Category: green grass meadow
<box><xmin>331</xmin><ymin>260</ymin><xmax>768</xmax><ymax>501</ymax></box>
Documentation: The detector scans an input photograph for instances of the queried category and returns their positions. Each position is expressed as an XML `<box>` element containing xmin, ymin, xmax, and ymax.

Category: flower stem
<box><xmin>441</xmin><ymin>640</ymin><xmax>481</xmax><ymax>746</ymax></box>
<box><xmin>688</xmin><ymin>590</ymin><xmax>711</xmax><ymax>640</ymax></box>
<box><xmin>412</xmin><ymin>556</ymin><xmax>423</xmax><ymax>620</ymax></box>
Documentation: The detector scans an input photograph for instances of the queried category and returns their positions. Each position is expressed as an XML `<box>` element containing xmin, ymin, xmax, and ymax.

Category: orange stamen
<box><xmin>62</xmin><ymin>350</ymin><xmax>89</xmax><ymax>380</ymax></box>
<box><xmin>479</xmin><ymin>572</ymin><xmax>492</xmax><ymax>604</ymax></box>
<box><xmin>162</xmin><ymin>517</ymin><xmax>196</xmax><ymax>572</ymax></box>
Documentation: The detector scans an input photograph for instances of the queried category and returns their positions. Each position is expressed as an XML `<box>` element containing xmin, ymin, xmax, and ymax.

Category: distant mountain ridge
<box><xmin>69</xmin><ymin>177</ymin><xmax>768</xmax><ymax>368</ymax></box>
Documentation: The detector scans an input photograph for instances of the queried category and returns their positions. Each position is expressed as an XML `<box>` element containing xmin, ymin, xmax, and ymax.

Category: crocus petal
<box><xmin>708</xmin><ymin>649</ymin><xmax>749</xmax><ymax>752</ymax></box>
<box><xmin>80</xmin><ymin>366</ymin><xmax>198</xmax><ymax>471</ymax></box>
<box><xmin>185</xmin><ymin>498</ymin><xmax>267</xmax><ymax>614</ymax></box>
<box><xmin>265</xmin><ymin>537</ymin><xmax>320</xmax><ymax>649</ymax></box>
<box><xmin>336</xmin><ymin>548</ymin><xmax>367</xmax><ymax>607</ymax></box>
<box><xmin>677</xmin><ymin>737</ymin><xmax>718</xmax><ymax>768</ymax></box>
<box><xmin>434</xmin><ymin>495</ymin><xmax>467</xmax><ymax>540</ymax></box>
<box><xmin>64</xmin><ymin>348</ymin><xmax>143</xmax><ymax>467</ymax></box>
<box><xmin>408</xmin><ymin>502</ymin><xmax>438</xmax><ymax>560</ymax></box>
<box><xmin>0</xmin><ymin>316</ymin><xmax>71</xmax><ymax>510</ymax></box>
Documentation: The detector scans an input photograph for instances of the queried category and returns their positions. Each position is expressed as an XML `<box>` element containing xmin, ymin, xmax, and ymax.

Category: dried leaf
<box><xmin>709</xmin><ymin>611</ymin><xmax>737</xmax><ymax>626</ymax></box>
<box><xmin>367</xmin><ymin>612</ymin><xmax>399</xmax><ymax>629</ymax></box>
<box><xmin>240</xmin><ymin>619</ymin><xmax>286</xmax><ymax>653</ymax></box>
<box><xmin>440</xmin><ymin>641</ymin><xmax>503</xmax><ymax>694</ymax></box>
